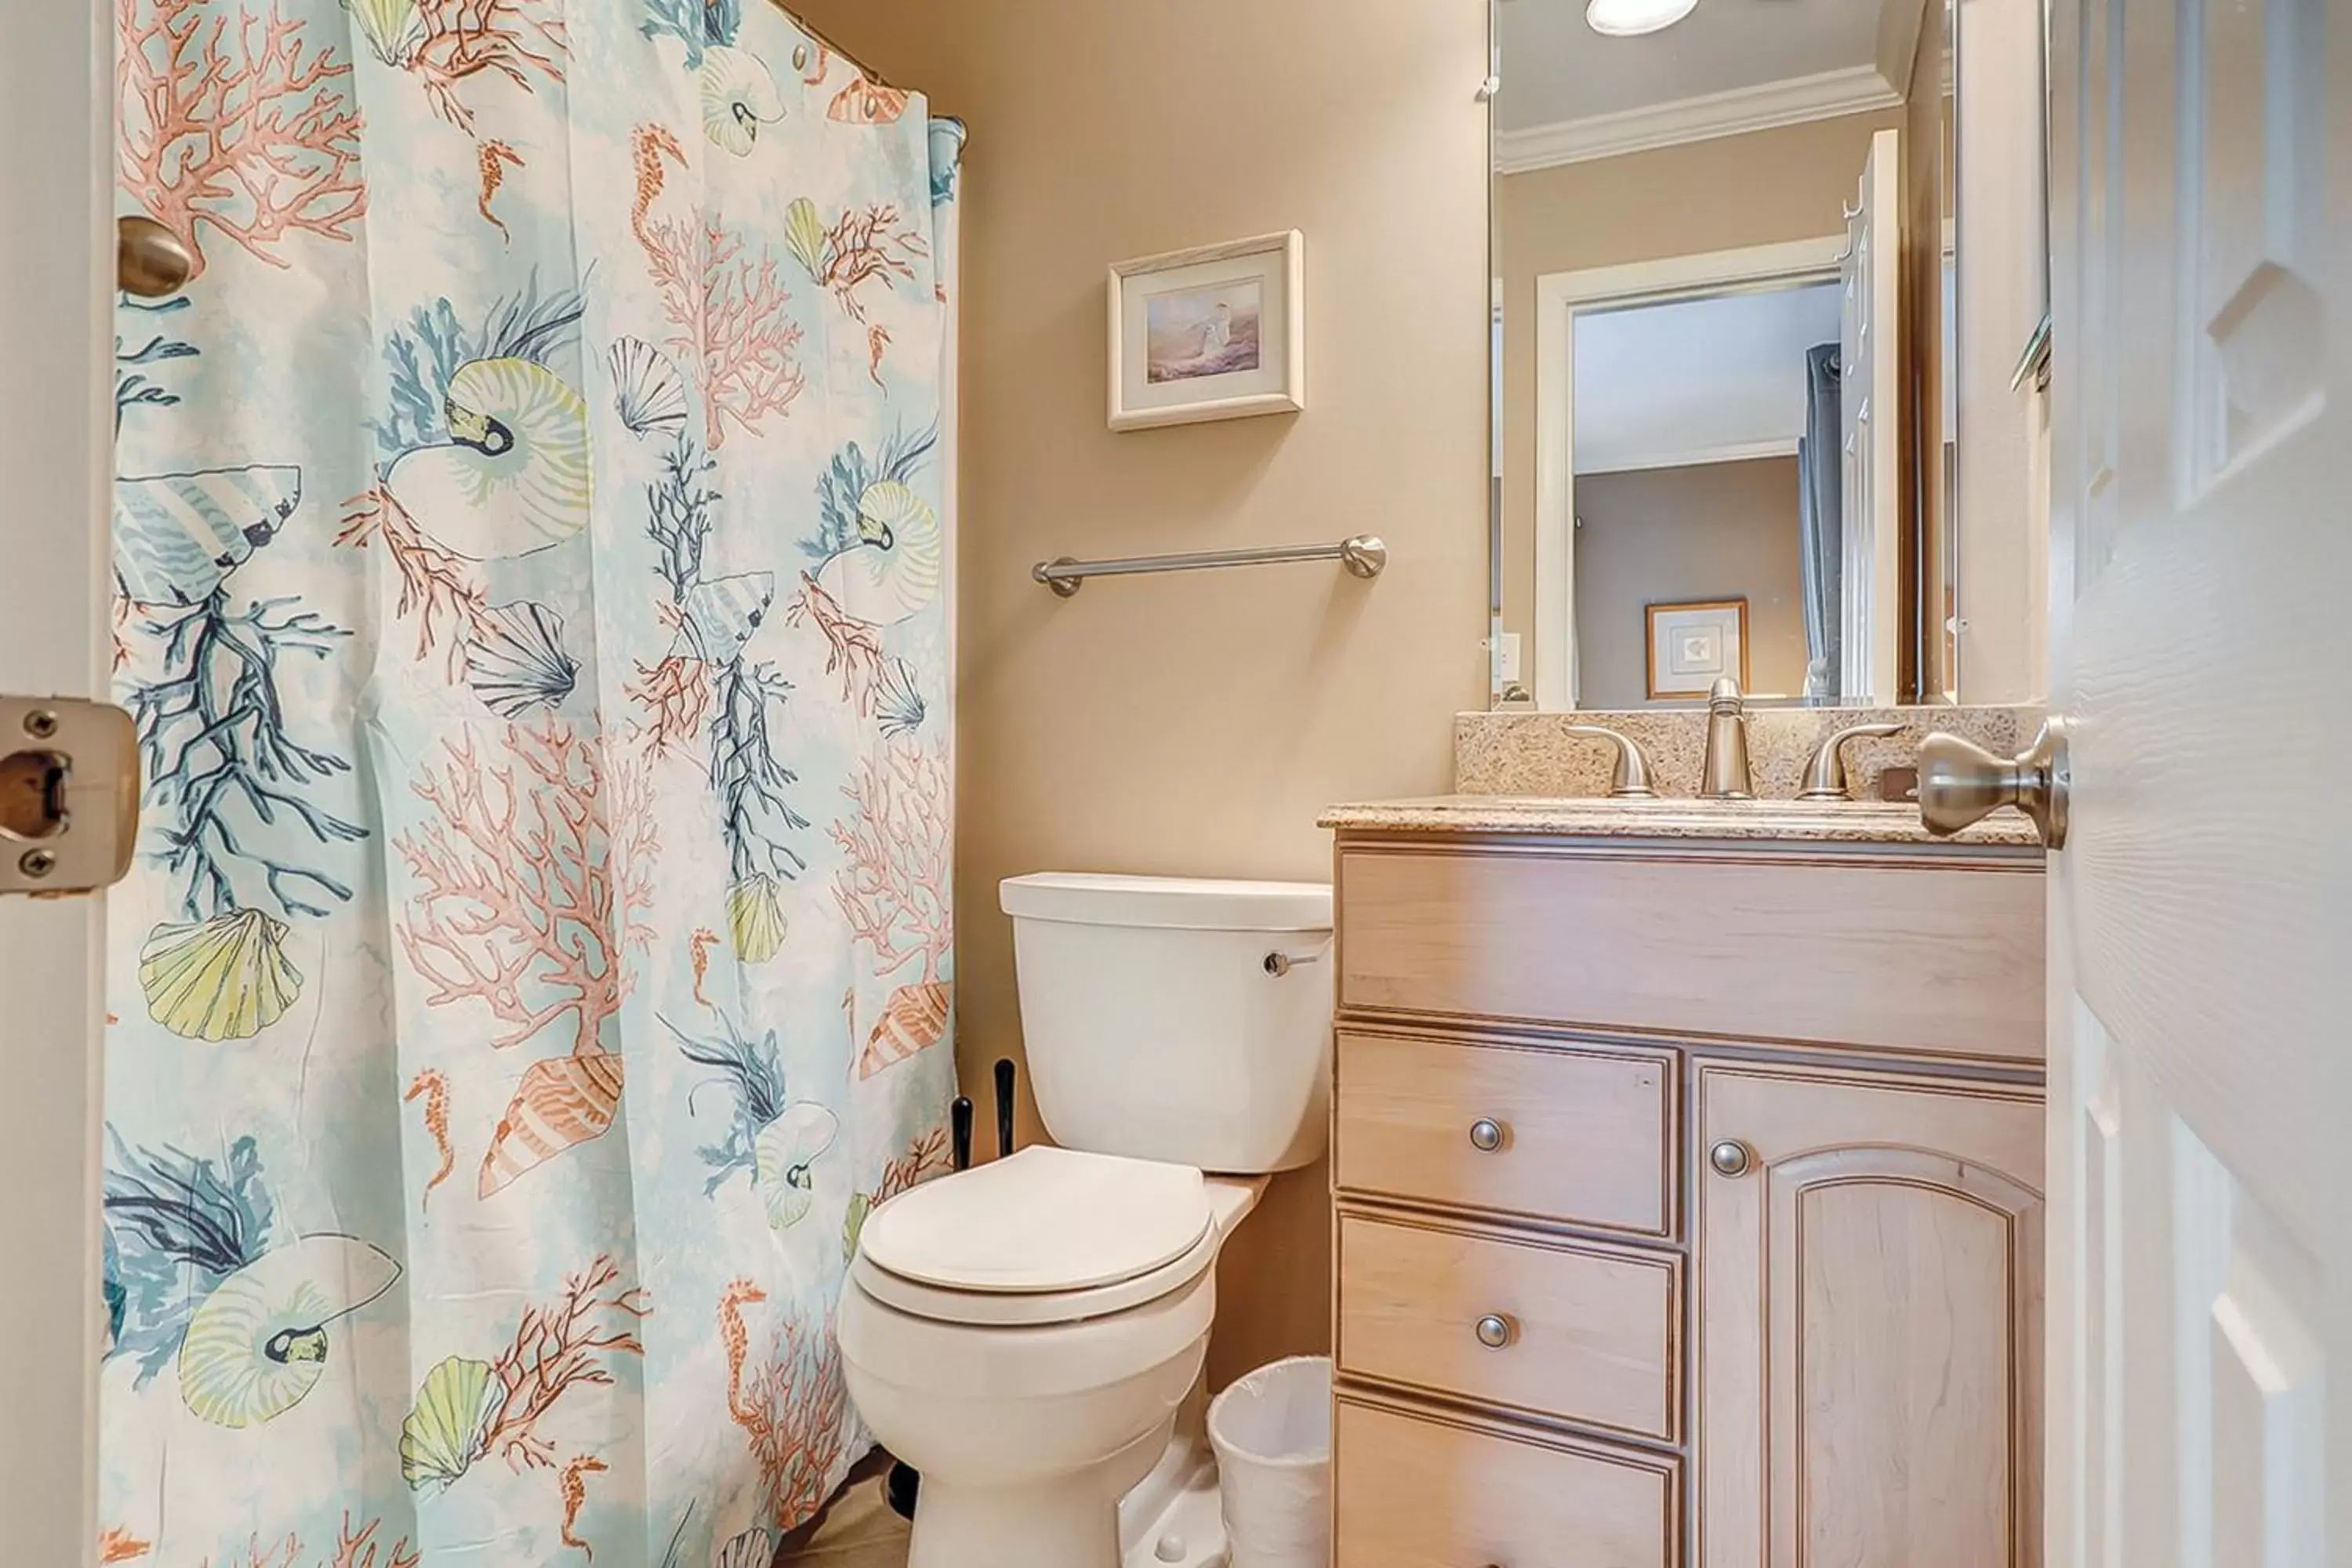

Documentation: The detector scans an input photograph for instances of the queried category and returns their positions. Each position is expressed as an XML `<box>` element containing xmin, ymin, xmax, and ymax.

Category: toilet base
<box><xmin>906</xmin><ymin>1472</ymin><xmax>1126</xmax><ymax>1568</ymax></box>
<box><xmin>1116</xmin><ymin>1370</ymin><xmax>1228</xmax><ymax>1568</ymax></box>
<box><xmin>901</xmin><ymin>1374</ymin><xmax>1231</xmax><ymax>1568</ymax></box>
<box><xmin>1120</xmin><ymin>1457</ymin><xmax>1227</xmax><ymax>1568</ymax></box>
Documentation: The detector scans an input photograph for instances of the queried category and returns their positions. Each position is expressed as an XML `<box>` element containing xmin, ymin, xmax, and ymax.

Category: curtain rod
<box><xmin>765</xmin><ymin>0</ymin><xmax>904</xmax><ymax>93</ymax></box>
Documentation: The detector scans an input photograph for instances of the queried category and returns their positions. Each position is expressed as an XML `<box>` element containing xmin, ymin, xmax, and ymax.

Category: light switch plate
<box><xmin>1494</xmin><ymin>631</ymin><xmax>1521</xmax><ymax>683</ymax></box>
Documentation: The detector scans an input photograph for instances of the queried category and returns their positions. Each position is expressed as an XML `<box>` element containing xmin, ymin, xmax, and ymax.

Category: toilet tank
<box><xmin>1000</xmin><ymin>873</ymin><xmax>1333</xmax><ymax>1174</ymax></box>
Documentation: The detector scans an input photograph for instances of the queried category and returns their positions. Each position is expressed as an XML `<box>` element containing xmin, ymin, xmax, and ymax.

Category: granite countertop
<box><xmin>1319</xmin><ymin>794</ymin><xmax>2045</xmax><ymax>847</ymax></box>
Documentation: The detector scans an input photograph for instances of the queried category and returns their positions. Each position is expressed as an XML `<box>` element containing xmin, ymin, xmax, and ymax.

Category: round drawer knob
<box><xmin>1468</xmin><ymin>1117</ymin><xmax>1505</xmax><ymax>1152</ymax></box>
<box><xmin>1475</xmin><ymin>1313</ymin><xmax>1516</xmax><ymax>1349</ymax></box>
<box><xmin>1709</xmin><ymin>1139</ymin><xmax>1754</xmax><ymax>1178</ymax></box>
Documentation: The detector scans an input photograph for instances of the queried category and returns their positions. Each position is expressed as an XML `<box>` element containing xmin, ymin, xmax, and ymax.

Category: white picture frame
<box><xmin>1108</xmin><ymin>230</ymin><xmax>1305</xmax><ymax>432</ymax></box>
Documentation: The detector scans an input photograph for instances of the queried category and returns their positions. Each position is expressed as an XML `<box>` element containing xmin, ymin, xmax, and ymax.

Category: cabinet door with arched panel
<box><xmin>1694</xmin><ymin>1060</ymin><xmax>2044</xmax><ymax>1568</ymax></box>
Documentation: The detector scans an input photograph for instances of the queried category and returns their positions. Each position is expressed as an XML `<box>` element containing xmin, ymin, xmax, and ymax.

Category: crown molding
<box><xmin>1876</xmin><ymin>0</ymin><xmax>1933</xmax><ymax>94</ymax></box>
<box><xmin>1494</xmin><ymin>64</ymin><xmax>1903</xmax><ymax>174</ymax></box>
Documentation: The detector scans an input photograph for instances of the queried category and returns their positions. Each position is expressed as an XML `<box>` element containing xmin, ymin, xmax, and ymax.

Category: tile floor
<box><xmin>773</xmin><ymin>1451</ymin><xmax>911</xmax><ymax>1567</ymax></box>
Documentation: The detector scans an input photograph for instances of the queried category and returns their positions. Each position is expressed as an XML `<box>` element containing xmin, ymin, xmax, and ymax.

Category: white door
<box><xmin>1839</xmin><ymin>127</ymin><xmax>1901</xmax><ymax>706</ymax></box>
<box><xmin>2043</xmin><ymin>0</ymin><xmax>2347</xmax><ymax>1562</ymax></box>
<box><xmin>0</xmin><ymin>2</ymin><xmax>112</xmax><ymax>1566</ymax></box>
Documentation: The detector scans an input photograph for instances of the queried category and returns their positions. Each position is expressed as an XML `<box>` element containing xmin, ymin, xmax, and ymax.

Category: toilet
<box><xmin>837</xmin><ymin>873</ymin><xmax>1334</xmax><ymax>1568</ymax></box>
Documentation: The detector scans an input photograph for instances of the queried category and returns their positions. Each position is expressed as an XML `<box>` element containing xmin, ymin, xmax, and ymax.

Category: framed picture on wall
<box><xmin>1108</xmin><ymin>230</ymin><xmax>1305</xmax><ymax>431</ymax></box>
<box><xmin>1646</xmin><ymin>598</ymin><xmax>1750</xmax><ymax>700</ymax></box>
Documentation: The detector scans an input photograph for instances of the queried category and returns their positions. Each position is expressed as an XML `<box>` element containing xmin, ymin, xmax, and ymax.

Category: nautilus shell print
<box><xmin>384</xmin><ymin>358</ymin><xmax>593</xmax><ymax>559</ymax></box>
<box><xmin>176</xmin><ymin>1234</ymin><xmax>401</xmax><ymax>1428</ymax></box>
<box><xmin>753</xmin><ymin>1102</ymin><xmax>839</xmax><ymax>1230</ymax></box>
<box><xmin>699</xmin><ymin>46</ymin><xmax>784</xmax><ymax>156</ymax></box>
<box><xmin>815</xmin><ymin>481</ymin><xmax>941</xmax><ymax>627</ymax></box>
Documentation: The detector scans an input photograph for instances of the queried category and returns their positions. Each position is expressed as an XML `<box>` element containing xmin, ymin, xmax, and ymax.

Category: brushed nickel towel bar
<box><xmin>1031</xmin><ymin>534</ymin><xmax>1387</xmax><ymax>597</ymax></box>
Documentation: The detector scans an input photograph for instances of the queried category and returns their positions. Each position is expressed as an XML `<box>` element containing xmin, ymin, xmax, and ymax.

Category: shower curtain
<box><xmin>102</xmin><ymin>2</ymin><xmax>960</xmax><ymax>1563</ymax></box>
<box><xmin>1795</xmin><ymin>342</ymin><xmax>1843</xmax><ymax>705</ymax></box>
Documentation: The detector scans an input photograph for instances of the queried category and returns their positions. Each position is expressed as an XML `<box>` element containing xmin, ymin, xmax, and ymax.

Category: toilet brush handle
<box><xmin>994</xmin><ymin>1058</ymin><xmax>1017</xmax><ymax>1160</ymax></box>
<box><xmin>951</xmin><ymin>1097</ymin><xmax>974</xmax><ymax>1171</ymax></box>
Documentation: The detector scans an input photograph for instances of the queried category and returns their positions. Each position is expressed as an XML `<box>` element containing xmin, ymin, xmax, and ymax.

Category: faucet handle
<box><xmin>1565</xmin><ymin>725</ymin><xmax>1659</xmax><ymax>799</ymax></box>
<box><xmin>1797</xmin><ymin>722</ymin><xmax>1906</xmax><ymax>801</ymax></box>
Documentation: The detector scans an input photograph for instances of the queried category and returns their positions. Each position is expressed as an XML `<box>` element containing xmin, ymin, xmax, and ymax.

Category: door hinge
<box><xmin>1</xmin><ymin>695</ymin><xmax>138</xmax><ymax>897</ymax></box>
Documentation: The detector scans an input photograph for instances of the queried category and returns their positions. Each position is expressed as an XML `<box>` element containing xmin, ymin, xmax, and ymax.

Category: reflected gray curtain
<box><xmin>1796</xmin><ymin>343</ymin><xmax>1843</xmax><ymax>704</ymax></box>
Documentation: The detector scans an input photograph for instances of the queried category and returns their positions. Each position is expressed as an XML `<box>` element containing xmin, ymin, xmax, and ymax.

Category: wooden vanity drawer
<box><xmin>1336</xmin><ymin>1397</ymin><xmax>1678</xmax><ymax>1568</ymax></box>
<box><xmin>1334</xmin><ymin>1028</ymin><xmax>1675</xmax><ymax>1237</ymax></box>
<box><xmin>1339</xmin><ymin>1214</ymin><xmax>1679</xmax><ymax>1441</ymax></box>
<box><xmin>1337</xmin><ymin>843</ymin><xmax>2045</xmax><ymax>1061</ymax></box>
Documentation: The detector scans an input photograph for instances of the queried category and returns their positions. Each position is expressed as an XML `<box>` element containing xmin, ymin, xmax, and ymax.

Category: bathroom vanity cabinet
<box><xmin>1323</xmin><ymin>810</ymin><xmax>2046</xmax><ymax>1568</ymax></box>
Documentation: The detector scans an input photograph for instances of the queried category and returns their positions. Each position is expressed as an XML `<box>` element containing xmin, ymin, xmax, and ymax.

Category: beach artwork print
<box><xmin>1145</xmin><ymin>279</ymin><xmax>1263</xmax><ymax>383</ymax></box>
<box><xmin>1109</xmin><ymin>230</ymin><xmax>1301</xmax><ymax>430</ymax></box>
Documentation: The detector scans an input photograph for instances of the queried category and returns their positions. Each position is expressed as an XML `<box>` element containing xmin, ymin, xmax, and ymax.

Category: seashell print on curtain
<box><xmin>100</xmin><ymin>0</ymin><xmax>960</xmax><ymax>1560</ymax></box>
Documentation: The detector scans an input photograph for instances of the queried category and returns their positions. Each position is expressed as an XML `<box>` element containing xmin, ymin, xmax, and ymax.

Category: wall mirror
<box><xmin>1487</xmin><ymin>0</ymin><xmax>2050</xmax><ymax>710</ymax></box>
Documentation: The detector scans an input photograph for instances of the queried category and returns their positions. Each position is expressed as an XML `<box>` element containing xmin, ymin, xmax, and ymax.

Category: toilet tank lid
<box><xmin>1000</xmin><ymin>872</ymin><xmax>1332</xmax><ymax>932</ymax></box>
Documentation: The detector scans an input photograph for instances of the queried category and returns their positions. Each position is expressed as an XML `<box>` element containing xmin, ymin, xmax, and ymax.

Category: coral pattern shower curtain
<box><xmin>100</xmin><ymin>2</ymin><xmax>960</xmax><ymax>1562</ymax></box>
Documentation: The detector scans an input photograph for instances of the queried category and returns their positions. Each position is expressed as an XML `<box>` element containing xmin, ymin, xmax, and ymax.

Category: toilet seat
<box><xmin>852</xmin><ymin>1223</ymin><xmax>1218</xmax><ymax>1327</ymax></box>
<box><xmin>853</xmin><ymin>1146</ymin><xmax>1218</xmax><ymax>1327</ymax></box>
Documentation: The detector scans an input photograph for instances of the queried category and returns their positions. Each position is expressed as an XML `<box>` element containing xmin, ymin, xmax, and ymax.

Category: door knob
<box><xmin>1918</xmin><ymin>717</ymin><xmax>2070</xmax><ymax>849</ymax></box>
<box><xmin>1468</xmin><ymin>1118</ymin><xmax>1505</xmax><ymax>1152</ymax></box>
<box><xmin>1708</xmin><ymin>1140</ymin><xmax>1752</xmax><ymax>1178</ymax></box>
<box><xmin>1475</xmin><ymin>1314</ymin><xmax>1516</xmax><ymax>1348</ymax></box>
<box><xmin>118</xmin><ymin>216</ymin><xmax>193</xmax><ymax>298</ymax></box>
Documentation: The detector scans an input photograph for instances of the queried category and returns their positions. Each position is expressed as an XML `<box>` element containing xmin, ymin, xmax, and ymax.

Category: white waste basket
<box><xmin>1207</xmin><ymin>1355</ymin><xmax>1332</xmax><ymax>1568</ymax></box>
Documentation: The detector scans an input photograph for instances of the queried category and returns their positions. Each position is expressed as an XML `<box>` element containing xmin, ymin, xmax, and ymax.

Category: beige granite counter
<box><xmin>1319</xmin><ymin>793</ymin><xmax>2045</xmax><ymax>847</ymax></box>
<box><xmin>1455</xmin><ymin>706</ymin><xmax>2038</xmax><ymax>801</ymax></box>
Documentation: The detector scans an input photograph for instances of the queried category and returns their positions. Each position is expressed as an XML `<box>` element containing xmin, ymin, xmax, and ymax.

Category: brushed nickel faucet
<box><xmin>1796</xmin><ymin>722</ymin><xmax>1905</xmax><ymax>800</ymax></box>
<box><xmin>1700</xmin><ymin>677</ymin><xmax>1752</xmax><ymax>799</ymax></box>
<box><xmin>1565</xmin><ymin>725</ymin><xmax>1659</xmax><ymax>798</ymax></box>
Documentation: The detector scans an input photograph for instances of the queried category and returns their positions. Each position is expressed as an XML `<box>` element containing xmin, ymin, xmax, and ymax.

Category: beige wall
<box><xmin>1496</xmin><ymin>111</ymin><xmax>1904</xmax><ymax>670</ymax></box>
<box><xmin>787</xmin><ymin>0</ymin><xmax>1490</xmax><ymax>1385</ymax></box>
<box><xmin>1573</xmin><ymin>456</ymin><xmax>1808</xmax><ymax>707</ymax></box>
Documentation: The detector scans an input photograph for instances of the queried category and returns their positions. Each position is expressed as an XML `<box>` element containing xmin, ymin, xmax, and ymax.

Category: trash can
<box><xmin>1207</xmin><ymin>1355</ymin><xmax>1332</xmax><ymax>1568</ymax></box>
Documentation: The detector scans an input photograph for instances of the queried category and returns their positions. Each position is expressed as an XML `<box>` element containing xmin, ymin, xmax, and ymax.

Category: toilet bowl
<box><xmin>838</xmin><ymin>873</ymin><xmax>1332</xmax><ymax>1568</ymax></box>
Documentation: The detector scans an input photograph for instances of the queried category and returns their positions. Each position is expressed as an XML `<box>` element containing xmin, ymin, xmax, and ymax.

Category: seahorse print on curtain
<box><xmin>100</xmin><ymin>1</ymin><xmax>962</xmax><ymax>1562</ymax></box>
